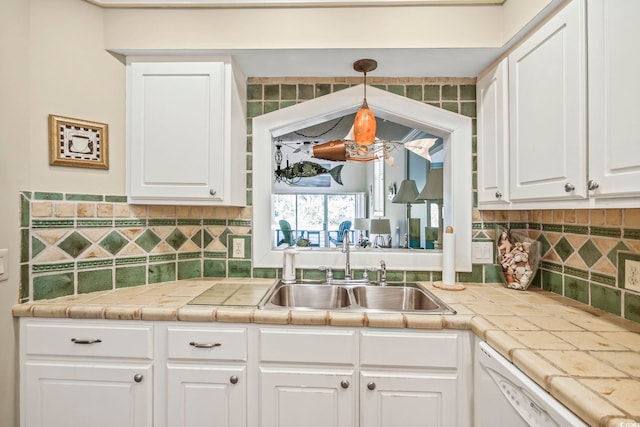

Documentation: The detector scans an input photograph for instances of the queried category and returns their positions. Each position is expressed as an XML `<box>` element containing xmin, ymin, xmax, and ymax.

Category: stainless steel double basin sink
<box><xmin>257</xmin><ymin>280</ymin><xmax>456</xmax><ymax>314</ymax></box>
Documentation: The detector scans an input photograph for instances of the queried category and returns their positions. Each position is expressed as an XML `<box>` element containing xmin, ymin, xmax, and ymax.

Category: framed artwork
<box><xmin>49</xmin><ymin>115</ymin><xmax>109</xmax><ymax>169</ymax></box>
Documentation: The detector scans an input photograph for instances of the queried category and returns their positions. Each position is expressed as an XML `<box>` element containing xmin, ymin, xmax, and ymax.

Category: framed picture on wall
<box><xmin>48</xmin><ymin>114</ymin><xmax>109</xmax><ymax>169</ymax></box>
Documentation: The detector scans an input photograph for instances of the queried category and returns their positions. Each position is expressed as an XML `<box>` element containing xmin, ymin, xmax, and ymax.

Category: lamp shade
<box><xmin>417</xmin><ymin>168</ymin><xmax>444</xmax><ymax>200</ymax></box>
<box><xmin>370</xmin><ymin>219</ymin><xmax>391</xmax><ymax>235</ymax></box>
<box><xmin>391</xmin><ymin>179</ymin><xmax>419</xmax><ymax>204</ymax></box>
<box><xmin>354</xmin><ymin>218</ymin><xmax>369</xmax><ymax>231</ymax></box>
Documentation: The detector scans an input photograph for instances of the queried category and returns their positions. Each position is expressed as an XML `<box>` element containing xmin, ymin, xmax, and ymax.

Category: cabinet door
<box><xmin>477</xmin><ymin>58</ymin><xmax>510</xmax><ymax>206</ymax></box>
<box><xmin>24</xmin><ymin>362</ymin><xmax>152</xmax><ymax>427</ymax></box>
<box><xmin>360</xmin><ymin>372</ymin><xmax>458</xmax><ymax>427</ymax></box>
<box><xmin>128</xmin><ymin>61</ymin><xmax>226</xmax><ymax>203</ymax></box>
<box><xmin>508</xmin><ymin>0</ymin><xmax>586</xmax><ymax>201</ymax></box>
<box><xmin>167</xmin><ymin>365</ymin><xmax>246</xmax><ymax>427</ymax></box>
<box><xmin>587</xmin><ymin>0</ymin><xmax>640</xmax><ymax>198</ymax></box>
<box><xmin>260</xmin><ymin>368</ymin><xmax>356</xmax><ymax>427</ymax></box>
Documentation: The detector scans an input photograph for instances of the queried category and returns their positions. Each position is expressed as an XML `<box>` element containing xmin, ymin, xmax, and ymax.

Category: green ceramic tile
<box><xmin>229</xmin><ymin>219</ymin><xmax>251</xmax><ymax>227</ymax></box>
<box><xmin>432</xmin><ymin>271</ymin><xmax>442</xmax><ymax>282</ymax></box>
<box><xmin>149</xmin><ymin>254</ymin><xmax>176</xmax><ymax>262</ymax></box>
<box><xmin>246</xmin><ymin>172</ymin><xmax>253</xmax><ymax>190</ymax></box>
<box><xmin>460</xmin><ymin>84</ymin><xmax>476</xmax><ymax>101</ymax></box>
<box><xmin>315</xmin><ymin>84</ymin><xmax>331</xmax><ymax>97</ymax></box>
<box><xmin>264</xmin><ymin>101</ymin><xmax>279</xmax><ymax>114</ymax></box>
<box><xmin>204</xmin><ymin>219</ymin><xmax>226</xmax><ymax>226</ymax></box>
<box><xmin>32</xmin><ymin>220</ymin><xmax>74</xmax><ymax>228</ymax></box>
<box><xmin>442</xmin><ymin>102</ymin><xmax>459</xmax><ymax>113</ymax></box>
<box><xmin>148</xmin><ymin>262</ymin><xmax>176</xmax><ymax>284</ymax></box>
<box><xmin>280</xmin><ymin>101</ymin><xmax>295</xmax><ymax>109</ymax></box>
<box><xmin>204</xmin><ymin>260</ymin><xmax>226</xmax><ymax>277</ymax></box>
<box><xmin>607</xmin><ymin>242</ymin><xmax>630</xmax><ymax>267</ymax></box>
<box><xmin>441</xmin><ymin>85</ymin><xmax>458</xmax><ymax>100</ymax></box>
<box><xmin>21</xmin><ymin>230</ymin><xmax>29</xmax><ymax>263</ymax></box>
<box><xmin>624</xmin><ymin>292</ymin><xmax>640</xmax><ymax>323</ymax></box>
<box><xmin>564</xmin><ymin>276</ymin><xmax>589</xmax><ymax>304</ymax></box>
<box><xmin>58</xmin><ymin>231</ymin><xmax>91</xmax><ymax>258</ymax></box>
<box><xmin>458</xmin><ymin>264</ymin><xmax>483</xmax><ymax>283</ymax></box>
<box><xmin>624</xmin><ymin>228</ymin><xmax>640</xmax><ymax>240</ymax></box>
<box><xmin>590</xmin><ymin>226</ymin><xmax>621</xmax><ymax>238</ymax></box>
<box><xmin>178</xmin><ymin>219</ymin><xmax>201</xmax><ymax>226</ymax></box>
<box><xmin>204</xmin><ymin>251</ymin><xmax>227</xmax><ymax>259</ymax></box>
<box><xmin>591</xmin><ymin>272</ymin><xmax>616</xmax><ymax>286</ymax></box>
<box><xmin>33</xmin><ymin>273</ymin><xmax>74</xmax><ymax>300</ymax></box>
<box><xmin>281</xmin><ymin>84</ymin><xmax>297</xmax><ymax>100</ymax></box>
<box><xmin>246</xmin><ymin>190</ymin><xmax>252</xmax><ymax>207</ymax></box>
<box><xmin>542</xmin><ymin>224</ymin><xmax>563</xmax><ymax>232</ymax></box>
<box><xmin>578</xmin><ymin>240</ymin><xmax>602</xmax><ymax>267</ymax></box>
<box><xmin>105</xmin><ymin>195</ymin><xmax>127</xmax><ymax>203</ymax></box>
<box><xmin>65</xmin><ymin>193</ymin><xmax>103</xmax><ymax>201</ymax></box>
<box><xmin>264</xmin><ymin>84</ymin><xmax>280</xmax><ymax>100</ymax></box>
<box><xmin>228</xmin><ymin>260</ymin><xmax>252</xmax><ymax>278</ymax></box>
<box><xmin>247</xmin><ymin>84</ymin><xmax>262</xmax><ymax>100</ymax></box>
<box><xmin>116</xmin><ymin>265</ymin><xmax>146</xmax><ymax>288</ymax></box>
<box><xmin>166</xmin><ymin>229</ymin><xmax>188</xmax><ymax>250</ymax></box>
<box><xmin>148</xmin><ymin>219</ymin><xmax>175</xmax><ymax>226</ymax></box>
<box><xmin>32</xmin><ymin>262</ymin><xmax>74</xmax><ymax>273</ymax></box>
<box><xmin>460</xmin><ymin>102</ymin><xmax>476</xmax><ymax>118</ymax></box>
<box><xmin>332</xmin><ymin>84</ymin><xmax>349</xmax><ymax>93</ymax></box>
<box><xmin>564</xmin><ymin>266</ymin><xmax>589</xmax><ymax>280</ymax></box>
<box><xmin>99</xmin><ymin>231</ymin><xmax>128</xmax><ymax>255</ymax></box>
<box><xmin>136</xmin><ymin>230</ymin><xmax>161</xmax><ymax>252</ymax></box>
<box><xmin>78</xmin><ymin>269</ymin><xmax>113</xmax><ymax>294</ymax></box>
<box><xmin>202</xmin><ymin>230</ymin><xmax>214</xmax><ymax>248</ymax></box>
<box><xmin>77</xmin><ymin>219</ymin><xmax>113</xmax><ymax>228</ymax></box>
<box><xmin>21</xmin><ymin>194</ymin><xmax>30</xmax><ymax>227</ymax></box>
<box><xmin>227</xmin><ymin>235</ymin><xmax>251</xmax><ymax>260</ymax></box>
<box><xmin>77</xmin><ymin>259</ymin><xmax>113</xmax><ymax>269</ymax></box>
<box><xmin>115</xmin><ymin>256</ymin><xmax>147</xmax><ymax>266</ymax></box>
<box><xmin>423</xmin><ymin>85</ymin><xmax>439</xmax><ymax>101</ymax></box>
<box><xmin>406</xmin><ymin>271</ymin><xmax>431</xmax><ymax>282</ymax></box>
<box><xmin>542</xmin><ymin>270</ymin><xmax>563</xmax><ymax>294</ymax></box>
<box><xmin>387</xmin><ymin>85</ymin><xmax>404</xmax><ymax>96</ymax></box>
<box><xmin>246</xmin><ymin>153</ymin><xmax>252</xmax><ymax>171</ymax></box>
<box><xmin>219</xmin><ymin>228</ymin><xmax>231</xmax><ymax>248</ymax></box>
<box><xmin>253</xmin><ymin>268</ymin><xmax>277</xmax><ymax>279</ymax></box>
<box><xmin>386</xmin><ymin>271</ymin><xmax>404</xmax><ymax>282</ymax></box>
<box><xmin>298</xmin><ymin>84</ymin><xmax>314</xmax><ymax>99</ymax></box>
<box><xmin>484</xmin><ymin>265</ymin><xmax>503</xmax><ymax>284</ymax></box>
<box><xmin>115</xmin><ymin>219</ymin><xmax>146</xmax><ymax>227</ymax></box>
<box><xmin>34</xmin><ymin>192</ymin><xmax>63</xmax><ymax>200</ymax></box>
<box><xmin>247</xmin><ymin>101</ymin><xmax>263</xmax><ymax>118</ymax></box>
<box><xmin>303</xmin><ymin>269</ymin><xmax>325</xmax><ymax>281</ymax></box>
<box><xmin>178</xmin><ymin>252</ymin><xmax>201</xmax><ymax>260</ymax></box>
<box><xmin>20</xmin><ymin>264</ymin><xmax>29</xmax><ymax>301</ymax></box>
<box><xmin>178</xmin><ymin>260</ymin><xmax>202</xmax><ymax>280</ymax></box>
<box><xmin>554</xmin><ymin>237</ymin><xmax>575</xmax><ymax>262</ymax></box>
<box><xmin>406</xmin><ymin>85</ymin><xmax>422</xmax><ymax>100</ymax></box>
<box><xmin>591</xmin><ymin>283</ymin><xmax>621</xmax><ymax>316</ymax></box>
<box><xmin>564</xmin><ymin>225</ymin><xmax>589</xmax><ymax>235</ymax></box>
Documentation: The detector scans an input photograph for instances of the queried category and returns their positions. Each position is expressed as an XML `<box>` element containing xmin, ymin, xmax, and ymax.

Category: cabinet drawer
<box><xmin>168</xmin><ymin>327</ymin><xmax>247</xmax><ymax>361</ymax></box>
<box><xmin>25</xmin><ymin>322</ymin><xmax>153</xmax><ymax>359</ymax></box>
<box><xmin>360</xmin><ymin>331</ymin><xmax>458</xmax><ymax>369</ymax></box>
<box><xmin>259</xmin><ymin>328</ymin><xmax>356</xmax><ymax>365</ymax></box>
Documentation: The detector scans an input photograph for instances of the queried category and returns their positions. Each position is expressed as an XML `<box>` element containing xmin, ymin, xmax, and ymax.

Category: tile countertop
<box><xmin>12</xmin><ymin>278</ymin><xmax>640</xmax><ymax>427</ymax></box>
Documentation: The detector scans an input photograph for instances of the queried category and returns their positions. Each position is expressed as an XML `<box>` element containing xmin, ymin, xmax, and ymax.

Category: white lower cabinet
<box><xmin>20</xmin><ymin>319</ymin><xmax>472</xmax><ymax>427</ymax></box>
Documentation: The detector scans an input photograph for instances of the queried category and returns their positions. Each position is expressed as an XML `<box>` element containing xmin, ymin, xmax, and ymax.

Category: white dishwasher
<box><xmin>475</xmin><ymin>340</ymin><xmax>587</xmax><ymax>427</ymax></box>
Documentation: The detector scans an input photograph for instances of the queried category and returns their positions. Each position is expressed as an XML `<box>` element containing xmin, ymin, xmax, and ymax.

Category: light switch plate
<box><xmin>472</xmin><ymin>242</ymin><xmax>494</xmax><ymax>264</ymax></box>
<box><xmin>0</xmin><ymin>248</ymin><xmax>8</xmax><ymax>281</ymax></box>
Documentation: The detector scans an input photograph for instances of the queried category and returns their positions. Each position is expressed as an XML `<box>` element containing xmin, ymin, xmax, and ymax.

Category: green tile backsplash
<box><xmin>17</xmin><ymin>75</ymin><xmax>640</xmax><ymax>325</ymax></box>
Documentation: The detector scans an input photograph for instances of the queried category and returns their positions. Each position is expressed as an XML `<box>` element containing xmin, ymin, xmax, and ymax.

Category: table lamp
<box><xmin>369</xmin><ymin>218</ymin><xmax>391</xmax><ymax>248</ymax></box>
<box><xmin>353</xmin><ymin>217</ymin><xmax>369</xmax><ymax>247</ymax></box>
<box><xmin>416</xmin><ymin>168</ymin><xmax>444</xmax><ymax>248</ymax></box>
<box><xmin>392</xmin><ymin>179</ymin><xmax>419</xmax><ymax>248</ymax></box>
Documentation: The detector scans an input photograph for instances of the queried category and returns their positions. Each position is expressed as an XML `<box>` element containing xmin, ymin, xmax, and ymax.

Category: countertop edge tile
<box><xmin>176</xmin><ymin>306</ymin><xmax>217</xmax><ymax>322</ymax></box>
<box><xmin>510</xmin><ymin>348</ymin><xmax>564</xmax><ymax>391</ymax></box>
<box><xmin>67</xmin><ymin>305</ymin><xmax>106</xmax><ymax>319</ymax></box>
<box><xmin>140</xmin><ymin>307</ymin><xmax>178</xmax><ymax>321</ymax></box>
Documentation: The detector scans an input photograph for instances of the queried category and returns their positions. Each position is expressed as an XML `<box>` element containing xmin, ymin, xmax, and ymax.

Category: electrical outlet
<box><xmin>624</xmin><ymin>259</ymin><xmax>640</xmax><ymax>292</ymax></box>
<box><xmin>472</xmin><ymin>242</ymin><xmax>494</xmax><ymax>264</ymax></box>
<box><xmin>232</xmin><ymin>239</ymin><xmax>245</xmax><ymax>259</ymax></box>
<box><xmin>0</xmin><ymin>248</ymin><xmax>8</xmax><ymax>281</ymax></box>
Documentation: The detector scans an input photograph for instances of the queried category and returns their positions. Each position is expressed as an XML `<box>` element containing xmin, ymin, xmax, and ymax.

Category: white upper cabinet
<box><xmin>476</xmin><ymin>58</ymin><xmax>510</xmax><ymax>206</ymax></box>
<box><xmin>127</xmin><ymin>58</ymin><xmax>246</xmax><ymax>206</ymax></box>
<box><xmin>508</xmin><ymin>0</ymin><xmax>586</xmax><ymax>202</ymax></box>
<box><xmin>587</xmin><ymin>0</ymin><xmax>640</xmax><ymax>199</ymax></box>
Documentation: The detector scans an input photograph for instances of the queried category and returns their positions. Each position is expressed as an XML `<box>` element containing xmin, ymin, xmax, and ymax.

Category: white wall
<box><xmin>0</xmin><ymin>1</ymin><xmax>125</xmax><ymax>425</ymax></box>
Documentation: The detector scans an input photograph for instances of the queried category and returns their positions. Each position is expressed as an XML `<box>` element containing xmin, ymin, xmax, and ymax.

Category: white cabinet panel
<box><xmin>260</xmin><ymin>368</ymin><xmax>356</xmax><ymax>427</ymax></box>
<box><xmin>360</xmin><ymin>372</ymin><xmax>458</xmax><ymax>427</ymax></box>
<box><xmin>508</xmin><ymin>0</ymin><xmax>586</xmax><ymax>202</ymax></box>
<box><xmin>477</xmin><ymin>58</ymin><xmax>510</xmax><ymax>205</ymax></box>
<box><xmin>127</xmin><ymin>59</ymin><xmax>246</xmax><ymax>206</ymax></box>
<box><xmin>587</xmin><ymin>0</ymin><xmax>640</xmax><ymax>198</ymax></box>
<box><xmin>167</xmin><ymin>365</ymin><xmax>246</xmax><ymax>427</ymax></box>
<box><xmin>25</xmin><ymin>362</ymin><xmax>152</xmax><ymax>427</ymax></box>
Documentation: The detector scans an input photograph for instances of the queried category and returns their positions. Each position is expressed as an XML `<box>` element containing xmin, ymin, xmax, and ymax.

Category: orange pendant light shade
<box><xmin>354</xmin><ymin>100</ymin><xmax>376</xmax><ymax>145</ymax></box>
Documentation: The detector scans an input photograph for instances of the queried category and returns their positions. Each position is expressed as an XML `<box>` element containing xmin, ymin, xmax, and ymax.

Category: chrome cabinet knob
<box><xmin>134</xmin><ymin>374</ymin><xmax>143</xmax><ymax>383</ymax></box>
<box><xmin>230</xmin><ymin>375</ymin><xmax>239</xmax><ymax>385</ymax></box>
<box><xmin>367</xmin><ymin>382</ymin><xmax>376</xmax><ymax>391</ymax></box>
<box><xmin>587</xmin><ymin>180</ymin><xmax>600</xmax><ymax>191</ymax></box>
<box><xmin>209</xmin><ymin>189</ymin><xmax>217</xmax><ymax>196</ymax></box>
<box><xmin>340</xmin><ymin>380</ymin><xmax>350</xmax><ymax>389</ymax></box>
<box><xmin>495</xmin><ymin>191</ymin><xmax>502</xmax><ymax>199</ymax></box>
<box><xmin>564</xmin><ymin>183</ymin><xmax>575</xmax><ymax>193</ymax></box>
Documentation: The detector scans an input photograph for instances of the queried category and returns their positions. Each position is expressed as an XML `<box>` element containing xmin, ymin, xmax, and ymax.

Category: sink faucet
<box><xmin>342</xmin><ymin>230</ymin><xmax>352</xmax><ymax>280</ymax></box>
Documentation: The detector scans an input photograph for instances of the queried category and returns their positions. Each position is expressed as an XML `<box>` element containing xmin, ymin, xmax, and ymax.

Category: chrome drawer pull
<box><xmin>189</xmin><ymin>341</ymin><xmax>222</xmax><ymax>349</ymax></box>
<box><xmin>134</xmin><ymin>374</ymin><xmax>143</xmax><ymax>383</ymax></box>
<box><xmin>340</xmin><ymin>380</ymin><xmax>350</xmax><ymax>389</ymax></box>
<box><xmin>71</xmin><ymin>338</ymin><xmax>102</xmax><ymax>345</ymax></box>
<box><xmin>230</xmin><ymin>375</ymin><xmax>239</xmax><ymax>384</ymax></box>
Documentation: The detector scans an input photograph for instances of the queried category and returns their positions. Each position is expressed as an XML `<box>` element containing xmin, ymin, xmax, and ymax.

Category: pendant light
<box><xmin>353</xmin><ymin>59</ymin><xmax>378</xmax><ymax>146</ymax></box>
